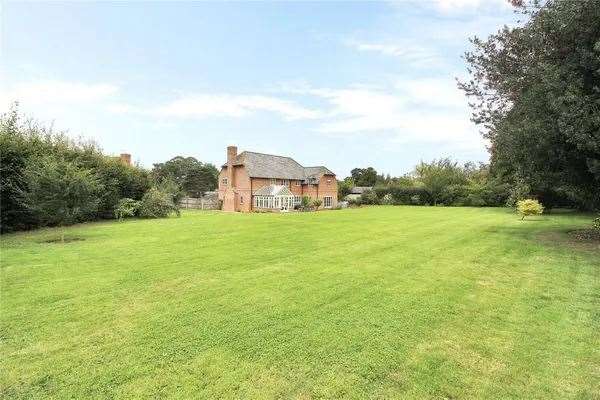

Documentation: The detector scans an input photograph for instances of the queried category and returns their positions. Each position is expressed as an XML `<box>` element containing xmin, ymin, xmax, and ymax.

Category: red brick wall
<box><xmin>220</xmin><ymin>171</ymin><xmax>337</xmax><ymax>212</ymax></box>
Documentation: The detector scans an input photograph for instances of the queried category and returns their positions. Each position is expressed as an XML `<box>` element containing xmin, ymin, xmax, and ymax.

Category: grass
<box><xmin>1</xmin><ymin>207</ymin><xmax>599</xmax><ymax>399</ymax></box>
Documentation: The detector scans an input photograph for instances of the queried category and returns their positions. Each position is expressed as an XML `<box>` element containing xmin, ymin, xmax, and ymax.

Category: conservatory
<box><xmin>253</xmin><ymin>185</ymin><xmax>295</xmax><ymax>211</ymax></box>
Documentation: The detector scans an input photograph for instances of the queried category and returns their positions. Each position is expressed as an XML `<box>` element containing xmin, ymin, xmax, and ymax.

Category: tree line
<box><xmin>341</xmin><ymin>0</ymin><xmax>600</xmax><ymax>212</ymax></box>
<box><xmin>338</xmin><ymin>160</ymin><xmax>513</xmax><ymax>207</ymax></box>
<box><xmin>0</xmin><ymin>107</ymin><xmax>218</xmax><ymax>234</ymax></box>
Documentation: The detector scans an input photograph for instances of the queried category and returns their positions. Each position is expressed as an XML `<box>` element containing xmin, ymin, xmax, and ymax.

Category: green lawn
<box><xmin>1</xmin><ymin>207</ymin><xmax>599</xmax><ymax>399</ymax></box>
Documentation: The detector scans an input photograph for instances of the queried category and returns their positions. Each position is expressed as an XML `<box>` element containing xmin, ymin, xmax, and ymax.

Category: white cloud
<box><xmin>110</xmin><ymin>94</ymin><xmax>320</xmax><ymax>121</ymax></box>
<box><xmin>284</xmin><ymin>79</ymin><xmax>480</xmax><ymax>150</ymax></box>
<box><xmin>1</xmin><ymin>80</ymin><xmax>118</xmax><ymax>107</ymax></box>
<box><xmin>432</xmin><ymin>0</ymin><xmax>511</xmax><ymax>12</ymax></box>
<box><xmin>345</xmin><ymin>39</ymin><xmax>442</xmax><ymax>66</ymax></box>
<box><xmin>395</xmin><ymin>77</ymin><xmax>466</xmax><ymax>108</ymax></box>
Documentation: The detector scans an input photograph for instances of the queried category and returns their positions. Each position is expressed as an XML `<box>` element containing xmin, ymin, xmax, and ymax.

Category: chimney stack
<box><xmin>226</xmin><ymin>146</ymin><xmax>237</xmax><ymax>187</ymax></box>
<box><xmin>119</xmin><ymin>153</ymin><xmax>132</xmax><ymax>166</ymax></box>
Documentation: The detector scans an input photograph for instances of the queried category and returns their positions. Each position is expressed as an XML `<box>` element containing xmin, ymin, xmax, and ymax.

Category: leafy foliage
<box><xmin>593</xmin><ymin>217</ymin><xmax>600</xmax><ymax>232</ymax></box>
<box><xmin>0</xmin><ymin>106</ymin><xmax>150</xmax><ymax>232</ymax></box>
<box><xmin>23</xmin><ymin>157</ymin><xmax>102</xmax><ymax>227</ymax></box>
<box><xmin>413</xmin><ymin>158</ymin><xmax>468</xmax><ymax>206</ymax></box>
<box><xmin>459</xmin><ymin>0</ymin><xmax>600</xmax><ymax>210</ymax></box>
<box><xmin>359</xmin><ymin>189</ymin><xmax>379</xmax><ymax>205</ymax></box>
<box><xmin>115</xmin><ymin>198</ymin><xmax>141</xmax><ymax>220</ymax></box>
<box><xmin>139</xmin><ymin>187</ymin><xmax>180</xmax><ymax>218</ymax></box>
<box><xmin>152</xmin><ymin>156</ymin><xmax>218</xmax><ymax>198</ymax></box>
<box><xmin>517</xmin><ymin>199</ymin><xmax>544</xmax><ymax>220</ymax></box>
<box><xmin>350</xmin><ymin>167</ymin><xmax>378</xmax><ymax>187</ymax></box>
<box><xmin>312</xmin><ymin>198</ymin><xmax>323</xmax><ymax>210</ymax></box>
<box><xmin>381</xmin><ymin>193</ymin><xmax>393</xmax><ymax>205</ymax></box>
<box><xmin>337</xmin><ymin>178</ymin><xmax>353</xmax><ymax>200</ymax></box>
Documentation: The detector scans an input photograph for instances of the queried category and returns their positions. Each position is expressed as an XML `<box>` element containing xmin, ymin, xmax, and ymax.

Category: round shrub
<box><xmin>516</xmin><ymin>199</ymin><xmax>544</xmax><ymax>220</ymax></box>
<box><xmin>114</xmin><ymin>198</ymin><xmax>140</xmax><ymax>220</ymax></box>
<box><xmin>139</xmin><ymin>187</ymin><xmax>179</xmax><ymax>218</ymax></box>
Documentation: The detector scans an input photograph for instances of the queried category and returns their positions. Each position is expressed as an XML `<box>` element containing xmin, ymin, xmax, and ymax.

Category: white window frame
<box><xmin>295</xmin><ymin>180</ymin><xmax>301</xmax><ymax>186</ymax></box>
<box><xmin>222</xmin><ymin>177</ymin><xmax>228</xmax><ymax>185</ymax></box>
<box><xmin>294</xmin><ymin>195</ymin><xmax>301</xmax><ymax>205</ymax></box>
<box><xmin>324</xmin><ymin>196</ymin><xmax>332</xmax><ymax>208</ymax></box>
<box><xmin>281</xmin><ymin>179</ymin><xmax>289</xmax><ymax>186</ymax></box>
<box><xmin>270</xmin><ymin>178</ymin><xmax>276</xmax><ymax>185</ymax></box>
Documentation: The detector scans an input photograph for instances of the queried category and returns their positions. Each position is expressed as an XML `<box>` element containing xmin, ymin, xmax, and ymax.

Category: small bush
<box><xmin>359</xmin><ymin>190</ymin><xmax>378</xmax><ymax>205</ymax></box>
<box><xmin>139</xmin><ymin>187</ymin><xmax>179</xmax><ymax>218</ymax></box>
<box><xmin>300</xmin><ymin>196</ymin><xmax>312</xmax><ymax>211</ymax></box>
<box><xmin>410</xmin><ymin>195</ymin><xmax>421</xmax><ymax>205</ymax></box>
<box><xmin>114</xmin><ymin>198</ymin><xmax>140</xmax><ymax>220</ymax></box>
<box><xmin>347</xmin><ymin>198</ymin><xmax>362</xmax><ymax>207</ymax></box>
<box><xmin>593</xmin><ymin>217</ymin><xmax>600</xmax><ymax>231</ymax></box>
<box><xmin>517</xmin><ymin>199</ymin><xmax>544</xmax><ymax>220</ymax></box>
<box><xmin>312</xmin><ymin>198</ymin><xmax>323</xmax><ymax>210</ymax></box>
<box><xmin>381</xmin><ymin>193</ymin><xmax>393</xmax><ymax>205</ymax></box>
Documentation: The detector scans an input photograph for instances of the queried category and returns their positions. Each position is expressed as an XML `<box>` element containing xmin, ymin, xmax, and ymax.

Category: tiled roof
<box><xmin>224</xmin><ymin>151</ymin><xmax>335</xmax><ymax>180</ymax></box>
<box><xmin>253</xmin><ymin>184</ymin><xmax>294</xmax><ymax>196</ymax></box>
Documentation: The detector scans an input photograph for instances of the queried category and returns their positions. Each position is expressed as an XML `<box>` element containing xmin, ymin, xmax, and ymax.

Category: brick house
<box><xmin>218</xmin><ymin>146</ymin><xmax>337</xmax><ymax>212</ymax></box>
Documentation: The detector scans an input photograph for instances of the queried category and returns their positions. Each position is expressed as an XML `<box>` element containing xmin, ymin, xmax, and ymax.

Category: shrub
<box><xmin>381</xmin><ymin>193</ymin><xmax>393</xmax><ymax>205</ymax></box>
<box><xmin>347</xmin><ymin>198</ymin><xmax>362</xmax><ymax>207</ymax></box>
<box><xmin>312</xmin><ymin>198</ymin><xmax>323</xmax><ymax>210</ymax></box>
<box><xmin>359</xmin><ymin>189</ymin><xmax>379</xmax><ymax>205</ymax></box>
<box><xmin>593</xmin><ymin>217</ymin><xmax>600</xmax><ymax>232</ymax></box>
<box><xmin>114</xmin><ymin>198</ymin><xmax>140</xmax><ymax>220</ymax></box>
<box><xmin>300</xmin><ymin>196</ymin><xmax>312</xmax><ymax>211</ymax></box>
<box><xmin>0</xmin><ymin>107</ymin><xmax>152</xmax><ymax>232</ymax></box>
<box><xmin>516</xmin><ymin>199</ymin><xmax>544</xmax><ymax>220</ymax></box>
<box><xmin>23</xmin><ymin>157</ymin><xmax>103</xmax><ymax>240</ymax></box>
<box><xmin>139</xmin><ymin>187</ymin><xmax>179</xmax><ymax>218</ymax></box>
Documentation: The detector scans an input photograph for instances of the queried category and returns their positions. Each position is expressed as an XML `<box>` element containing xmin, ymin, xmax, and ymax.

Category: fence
<box><xmin>180</xmin><ymin>192</ymin><xmax>220</xmax><ymax>210</ymax></box>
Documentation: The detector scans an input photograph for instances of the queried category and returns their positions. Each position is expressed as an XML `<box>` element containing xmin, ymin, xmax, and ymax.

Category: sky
<box><xmin>0</xmin><ymin>0</ymin><xmax>519</xmax><ymax>177</ymax></box>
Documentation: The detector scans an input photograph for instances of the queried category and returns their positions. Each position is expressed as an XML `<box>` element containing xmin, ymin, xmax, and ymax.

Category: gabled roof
<box><xmin>304</xmin><ymin>166</ymin><xmax>335</xmax><ymax>178</ymax></box>
<box><xmin>223</xmin><ymin>151</ymin><xmax>335</xmax><ymax>180</ymax></box>
<box><xmin>253</xmin><ymin>184</ymin><xmax>294</xmax><ymax>196</ymax></box>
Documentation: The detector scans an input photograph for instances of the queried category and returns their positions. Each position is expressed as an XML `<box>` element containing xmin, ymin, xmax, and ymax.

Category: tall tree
<box><xmin>350</xmin><ymin>167</ymin><xmax>378</xmax><ymax>186</ymax></box>
<box><xmin>152</xmin><ymin>156</ymin><xmax>218</xmax><ymax>197</ymax></box>
<box><xmin>459</xmin><ymin>0</ymin><xmax>600</xmax><ymax>210</ymax></box>
<box><xmin>413</xmin><ymin>158</ymin><xmax>468</xmax><ymax>205</ymax></box>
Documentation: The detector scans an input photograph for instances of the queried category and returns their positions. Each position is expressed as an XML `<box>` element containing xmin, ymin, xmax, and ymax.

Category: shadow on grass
<box><xmin>39</xmin><ymin>237</ymin><xmax>85</xmax><ymax>244</ymax></box>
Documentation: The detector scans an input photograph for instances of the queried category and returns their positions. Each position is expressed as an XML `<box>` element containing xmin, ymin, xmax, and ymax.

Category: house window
<box><xmin>294</xmin><ymin>195</ymin><xmax>301</xmax><ymax>205</ymax></box>
<box><xmin>327</xmin><ymin>179</ymin><xmax>332</xmax><ymax>184</ymax></box>
<box><xmin>295</xmin><ymin>180</ymin><xmax>301</xmax><ymax>186</ymax></box>
<box><xmin>282</xmin><ymin>179</ymin><xmax>289</xmax><ymax>186</ymax></box>
<box><xmin>270</xmin><ymin>178</ymin><xmax>276</xmax><ymax>185</ymax></box>
<box><xmin>240</xmin><ymin>196</ymin><xmax>244</xmax><ymax>204</ymax></box>
<box><xmin>324</xmin><ymin>196</ymin><xmax>332</xmax><ymax>208</ymax></box>
<box><xmin>222</xmin><ymin>177</ymin><xmax>228</xmax><ymax>185</ymax></box>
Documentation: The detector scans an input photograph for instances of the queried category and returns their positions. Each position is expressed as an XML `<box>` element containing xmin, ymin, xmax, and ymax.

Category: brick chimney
<box><xmin>226</xmin><ymin>146</ymin><xmax>237</xmax><ymax>187</ymax></box>
<box><xmin>119</xmin><ymin>153</ymin><xmax>132</xmax><ymax>166</ymax></box>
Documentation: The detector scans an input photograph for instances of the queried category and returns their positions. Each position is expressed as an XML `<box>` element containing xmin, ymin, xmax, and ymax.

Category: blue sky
<box><xmin>1</xmin><ymin>0</ymin><xmax>517</xmax><ymax>177</ymax></box>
